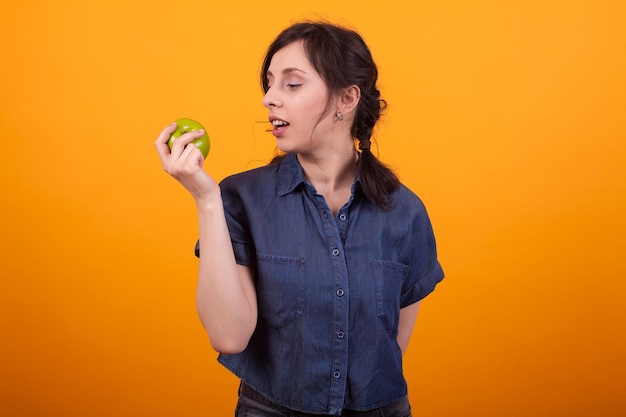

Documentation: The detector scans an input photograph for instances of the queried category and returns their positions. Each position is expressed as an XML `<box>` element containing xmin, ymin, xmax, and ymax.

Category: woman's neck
<box><xmin>298</xmin><ymin>147</ymin><xmax>358</xmax><ymax>215</ymax></box>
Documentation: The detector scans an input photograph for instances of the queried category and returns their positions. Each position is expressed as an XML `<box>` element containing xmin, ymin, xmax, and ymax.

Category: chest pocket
<box><xmin>255</xmin><ymin>253</ymin><xmax>307</xmax><ymax>328</ymax></box>
<box><xmin>370</xmin><ymin>259</ymin><xmax>409</xmax><ymax>334</ymax></box>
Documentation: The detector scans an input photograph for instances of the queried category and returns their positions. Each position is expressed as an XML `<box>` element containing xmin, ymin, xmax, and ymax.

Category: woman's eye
<box><xmin>286</xmin><ymin>83</ymin><xmax>302</xmax><ymax>89</ymax></box>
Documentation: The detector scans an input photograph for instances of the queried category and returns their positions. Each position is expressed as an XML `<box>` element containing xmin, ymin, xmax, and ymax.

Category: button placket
<box><xmin>308</xmin><ymin>186</ymin><xmax>349</xmax><ymax>410</ymax></box>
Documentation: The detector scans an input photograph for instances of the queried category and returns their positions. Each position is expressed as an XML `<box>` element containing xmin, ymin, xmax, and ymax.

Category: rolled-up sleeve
<box><xmin>400</xmin><ymin>200</ymin><xmax>444</xmax><ymax>308</ymax></box>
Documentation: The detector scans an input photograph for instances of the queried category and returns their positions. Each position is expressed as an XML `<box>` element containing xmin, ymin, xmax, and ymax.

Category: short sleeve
<box><xmin>399</xmin><ymin>198</ymin><xmax>444</xmax><ymax>308</ymax></box>
<box><xmin>222</xmin><ymin>176</ymin><xmax>257</xmax><ymax>266</ymax></box>
<box><xmin>194</xmin><ymin>175</ymin><xmax>256</xmax><ymax>266</ymax></box>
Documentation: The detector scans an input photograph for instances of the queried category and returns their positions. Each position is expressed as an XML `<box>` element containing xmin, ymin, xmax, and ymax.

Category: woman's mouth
<box><xmin>271</xmin><ymin>119</ymin><xmax>290</xmax><ymax>136</ymax></box>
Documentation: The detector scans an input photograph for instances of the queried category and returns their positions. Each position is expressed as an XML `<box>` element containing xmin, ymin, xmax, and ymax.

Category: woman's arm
<box><xmin>195</xmin><ymin>195</ymin><xmax>258</xmax><ymax>354</ymax></box>
<box><xmin>397</xmin><ymin>302</ymin><xmax>420</xmax><ymax>355</ymax></box>
<box><xmin>155</xmin><ymin>123</ymin><xmax>257</xmax><ymax>354</ymax></box>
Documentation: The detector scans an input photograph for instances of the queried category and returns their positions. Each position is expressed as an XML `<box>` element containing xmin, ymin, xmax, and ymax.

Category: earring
<box><xmin>336</xmin><ymin>112</ymin><xmax>344</xmax><ymax>121</ymax></box>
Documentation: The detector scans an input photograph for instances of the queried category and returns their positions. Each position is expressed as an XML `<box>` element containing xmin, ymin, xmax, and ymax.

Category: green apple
<box><xmin>167</xmin><ymin>118</ymin><xmax>210</xmax><ymax>158</ymax></box>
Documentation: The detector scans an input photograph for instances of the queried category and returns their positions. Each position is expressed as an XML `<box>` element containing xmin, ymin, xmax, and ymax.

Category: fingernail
<box><xmin>197</xmin><ymin>129</ymin><xmax>205</xmax><ymax>134</ymax></box>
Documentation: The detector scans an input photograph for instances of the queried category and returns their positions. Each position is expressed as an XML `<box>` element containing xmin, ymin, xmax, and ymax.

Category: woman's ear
<box><xmin>339</xmin><ymin>85</ymin><xmax>361</xmax><ymax>115</ymax></box>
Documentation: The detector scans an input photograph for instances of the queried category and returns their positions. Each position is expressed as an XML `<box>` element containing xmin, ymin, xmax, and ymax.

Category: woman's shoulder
<box><xmin>387</xmin><ymin>182</ymin><xmax>431</xmax><ymax>220</ymax></box>
<box><xmin>394</xmin><ymin>182</ymin><xmax>425</xmax><ymax>206</ymax></box>
<box><xmin>220</xmin><ymin>161</ymin><xmax>280</xmax><ymax>190</ymax></box>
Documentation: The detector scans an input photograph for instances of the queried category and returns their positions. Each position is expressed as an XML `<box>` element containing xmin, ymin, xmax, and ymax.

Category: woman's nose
<box><xmin>262</xmin><ymin>87</ymin><xmax>280</xmax><ymax>108</ymax></box>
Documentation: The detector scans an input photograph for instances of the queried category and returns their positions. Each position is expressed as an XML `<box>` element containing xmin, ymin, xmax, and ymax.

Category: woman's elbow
<box><xmin>210</xmin><ymin>339</ymin><xmax>249</xmax><ymax>355</ymax></box>
<box><xmin>208</xmin><ymin>329</ymin><xmax>254</xmax><ymax>354</ymax></box>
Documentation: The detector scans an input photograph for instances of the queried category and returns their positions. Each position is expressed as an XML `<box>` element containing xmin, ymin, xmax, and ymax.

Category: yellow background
<box><xmin>1</xmin><ymin>0</ymin><xmax>625</xmax><ymax>416</ymax></box>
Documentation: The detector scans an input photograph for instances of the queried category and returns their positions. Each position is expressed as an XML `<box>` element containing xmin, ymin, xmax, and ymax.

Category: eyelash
<box><xmin>265</xmin><ymin>83</ymin><xmax>302</xmax><ymax>91</ymax></box>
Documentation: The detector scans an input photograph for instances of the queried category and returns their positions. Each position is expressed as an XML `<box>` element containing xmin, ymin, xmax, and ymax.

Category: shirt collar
<box><xmin>276</xmin><ymin>152</ymin><xmax>363</xmax><ymax>197</ymax></box>
<box><xmin>276</xmin><ymin>153</ymin><xmax>306</xmax><ymax>196</ymax></box>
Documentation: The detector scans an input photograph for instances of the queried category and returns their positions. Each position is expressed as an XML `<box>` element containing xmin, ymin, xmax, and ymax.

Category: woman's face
<box><xmin>262</xmin><ymin>40</ymin><xmax>335</xmax><ymax>154</ymax></box>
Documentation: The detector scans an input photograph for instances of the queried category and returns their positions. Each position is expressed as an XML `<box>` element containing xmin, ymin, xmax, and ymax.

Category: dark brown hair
<box><xmin>261</xmin><ymin>21</ymin><xmax>399</xmax><ymax>209</ymax></box>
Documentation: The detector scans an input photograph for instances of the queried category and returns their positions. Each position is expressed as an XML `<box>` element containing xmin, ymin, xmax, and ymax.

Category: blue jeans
<box><xmin>235</xmin><ymin>383</ymin><xmax>412</xmax><ymax>417</ymax></box>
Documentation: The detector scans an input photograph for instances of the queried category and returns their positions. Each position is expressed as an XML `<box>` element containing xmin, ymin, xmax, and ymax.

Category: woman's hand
<box><xmin>154</xmin><ymin>122</ymin><xmax>219</xmax><ymax>203</ymax></box>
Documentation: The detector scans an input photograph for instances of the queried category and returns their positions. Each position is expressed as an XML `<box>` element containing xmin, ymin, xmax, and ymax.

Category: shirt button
<box><xmin>339</xmin><ymin>213</ymin><xmax>347</xmax><ymax>221</ymax></box>
<box><xmin>337</xmin><ymin>330</ymin><xmax>345</xmax><ymax>339</ymax></box>
<box><xmin>336</xmin><ymin>288</ymin><xmax>345</xmax><ymax>297</ymax></box>
<box><xmin>332</xmin><ymin>248</ymin><xmax>340</xmax><ymax>256</ymax></box>
<box><xmin>322</xmin><ymin>211</ymin><xmax>328</xmax><ymax>219</ymax></box>
<box><xmin>333</xmin><ymin>371</ymin><xmax>341</xmax><ymax>379</ymax></box>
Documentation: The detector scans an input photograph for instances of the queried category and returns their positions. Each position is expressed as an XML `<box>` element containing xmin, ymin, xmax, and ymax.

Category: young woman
<box><xmin>155</xmin><ymin>21</ymin><xmax>444</xmax><ymax>417</ymax></box>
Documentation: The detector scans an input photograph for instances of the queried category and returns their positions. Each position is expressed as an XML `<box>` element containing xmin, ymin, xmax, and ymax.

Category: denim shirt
<box><xmin>204</xmin><ymin>153</ymin><xmax>444</xmax><ymax>415</ymax></box>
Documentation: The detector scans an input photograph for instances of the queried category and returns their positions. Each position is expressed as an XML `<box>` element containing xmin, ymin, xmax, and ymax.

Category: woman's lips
<box><xmin>271</xmin><ymin>119</ymin><xmax>289</xmax><ymax>136</ymax></box>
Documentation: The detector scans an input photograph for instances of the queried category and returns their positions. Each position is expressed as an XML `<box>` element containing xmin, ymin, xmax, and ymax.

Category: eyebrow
<box><xmin>266</xmin><ymin>67</ymin><xmax>308</xmax><ymax>77</ymax></box>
